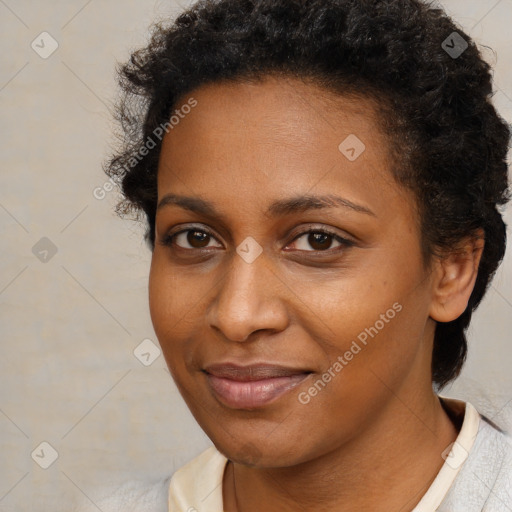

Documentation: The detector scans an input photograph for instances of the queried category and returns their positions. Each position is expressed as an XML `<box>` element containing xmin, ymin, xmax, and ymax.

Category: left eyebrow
<box><xmin>156</xmin><ymin>193</ymin><xmax>376</xmax><ymax>218</ymax></box>
<box><xmin>266</xmin><ymin>194</ymin><xmax>376</xmax><ymax>217</ymax></box>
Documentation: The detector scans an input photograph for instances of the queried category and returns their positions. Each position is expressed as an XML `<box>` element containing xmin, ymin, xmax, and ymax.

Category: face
<box><xmin>149</xmin><ymin>75</ymin><xmax>437</xmax><ymax>468</ymax></box>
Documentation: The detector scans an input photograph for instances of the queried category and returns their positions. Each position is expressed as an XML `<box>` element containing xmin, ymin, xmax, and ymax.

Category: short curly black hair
<box><xmin>104</xmin><ymin>0</ymin><xmax>510</xmax><ymax>389</ymax></box>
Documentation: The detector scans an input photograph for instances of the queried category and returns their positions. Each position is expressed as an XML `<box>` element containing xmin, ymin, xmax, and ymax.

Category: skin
<box><xmin>148</xmin><ymin>75</ymin><xmax>484</xmax><ymax>511</ymax></box>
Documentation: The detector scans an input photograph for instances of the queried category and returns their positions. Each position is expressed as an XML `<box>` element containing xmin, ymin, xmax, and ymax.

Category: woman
<box><xmin>101</xmin><ymin>0</ymin><xmax>512</xmax><ymax>510</ymax></box>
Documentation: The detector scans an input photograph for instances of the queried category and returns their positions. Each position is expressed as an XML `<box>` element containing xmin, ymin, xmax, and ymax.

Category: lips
<box><xmin>203</xmin><ymin>363</ymin><xmax>312</xmax><ymax>409</ymax></box>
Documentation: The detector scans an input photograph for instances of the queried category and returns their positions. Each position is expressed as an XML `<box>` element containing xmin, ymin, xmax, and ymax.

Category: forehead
<box><xmin>166</xmin><ymin>75</ymin><xmax>387</xmax><ymax>149</ymax></box>
<box><xmin>156</xmin><ymin>75</ymin><xmax>412</xmax><ymax>222</ymax></box>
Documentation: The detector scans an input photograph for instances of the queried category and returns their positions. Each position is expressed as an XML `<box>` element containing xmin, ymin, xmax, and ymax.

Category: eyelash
<box><xmin>159</xmin><ymin>225</ymin><xmax>354</xmax><ymax>254</ymax></box>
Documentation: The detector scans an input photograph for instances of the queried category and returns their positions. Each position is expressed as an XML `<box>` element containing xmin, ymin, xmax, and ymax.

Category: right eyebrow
<box><xmin>157</xmin><ymin>194</ymin><xmax>218</xmax><ymax>216</ymax></box>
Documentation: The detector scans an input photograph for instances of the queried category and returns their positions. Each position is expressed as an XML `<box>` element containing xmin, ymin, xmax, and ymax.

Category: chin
<box><xmin>212</xmin><ymin>433</ymin><xmax>311</xmax><ymax>468</ymax></box>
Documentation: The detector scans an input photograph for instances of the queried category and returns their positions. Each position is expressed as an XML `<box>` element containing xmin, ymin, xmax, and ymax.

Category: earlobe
<box><xmin>429</xmin><ymin>230</ymin><xmax>485</xmax><ymax>323</ymax></box>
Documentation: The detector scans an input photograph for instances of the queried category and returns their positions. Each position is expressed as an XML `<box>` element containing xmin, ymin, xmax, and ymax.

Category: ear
<box><xmin>429</xmin><ymin>229</ymin><xmax>485</xmax><ymax>323</ymax></box>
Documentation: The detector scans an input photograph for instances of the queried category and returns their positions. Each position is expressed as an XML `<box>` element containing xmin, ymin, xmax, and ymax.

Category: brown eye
<box><xmin>184</xmin><ymin>230</ymin><xmax>211</xmax><ymax>248</ymax></box>
<box><xmin>307</xmin><ymin>232</ymin><xmax>334</xmax><ymax>251</ymax></box>
<box><xmin>290</xmin><ymin>229</ymin><xmax>351</xmax><ymax>252</ymax></box>
<box><xmin>160</xmin><ymin>227</ymin><xmax>222</xmax><ymax>250</ymax></box>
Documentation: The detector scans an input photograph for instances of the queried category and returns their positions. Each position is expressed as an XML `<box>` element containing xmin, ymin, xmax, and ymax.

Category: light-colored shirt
<box><xmin>90</xmin><ymin>396</ymin><xmax>512</xmax><ymax>512</ymax></box>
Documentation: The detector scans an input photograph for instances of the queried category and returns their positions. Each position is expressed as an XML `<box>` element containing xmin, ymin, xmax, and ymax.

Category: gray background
<box><xmin>0</xmin><ymin>0</ymin><xmax>511</xmax><ymax>510</ymax></box>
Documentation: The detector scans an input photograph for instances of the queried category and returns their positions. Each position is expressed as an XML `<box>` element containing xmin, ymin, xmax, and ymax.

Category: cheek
<box><xmin>148</xmin><ymin>252</ymin><xmax>196</xmax><ymax>330</ymax></box>
<box><xmin>296</xmin><ymin>272</ymin><xmax>403</xmax><ymax>354</ymax></box>
<box><xmin>301</xmin><ymin>252</ymin><xmax>430</xmax><ymax>403</ymax></box>
<box><xmin>148</xmin><ymin>254</ymin><xmax>192</xmax><ymax>368</ymax></box>
<box><xmin>148</xmin><ymin>258</ymin><xmax>171</xmax><ymax>337</ymax></box>
<box><xmin>321</xmin><ymin>295</ymin><xmax>431</xmax><ymax>437</ymax></box>
<box><xmin>148</xmin><ymin>252</ymin><xmax>222</xmax><ymax>384</ymax></box>
<box><xmin>288</xmin><ymin>309</ymin><xmax>424</xmax><ymax>447</ymax></box>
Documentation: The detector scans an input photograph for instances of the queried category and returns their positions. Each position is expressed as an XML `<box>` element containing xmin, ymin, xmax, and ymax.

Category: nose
<box><xmin>206</xmin><ymin>248</ymin><xmax>289</xmax><ymax>343</ymax></box>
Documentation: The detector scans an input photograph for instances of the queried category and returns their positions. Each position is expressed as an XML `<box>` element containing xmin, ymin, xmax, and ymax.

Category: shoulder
<box><xmin>73</xmin><ymin>447</ymin><xmax>228</xmax><ymax>512</ymax></box>
<box><xmin>439</xmin><ymin>410</ymin><xmax>512</xmax><ymax>511</ymax></box>
<box><xmin>76</xmin><ymin>475</ymin><xmax>172</xmax><ymax>512</ymax></box>
<box><xmin>169</xmin><ymin>445</ymin><xmax>228</xmax><ymax>512</ymax></box>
